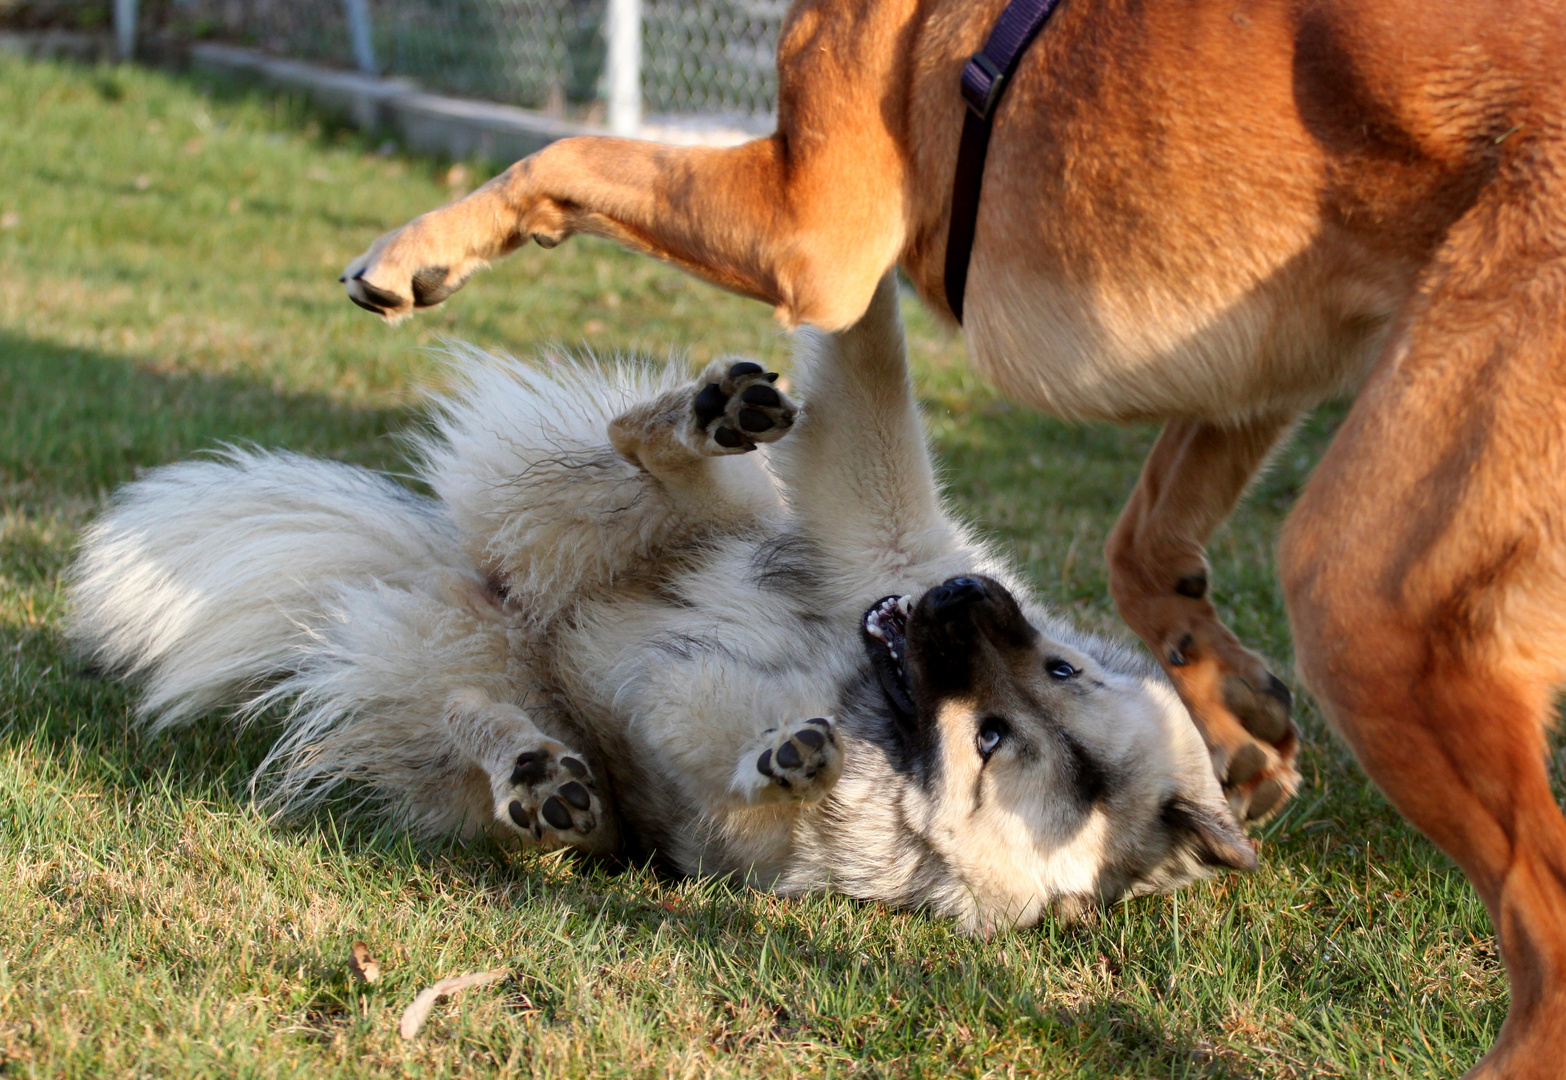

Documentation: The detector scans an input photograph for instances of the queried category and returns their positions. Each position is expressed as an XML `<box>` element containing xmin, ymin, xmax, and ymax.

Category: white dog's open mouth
<box><xmin>863</xmin><ymin>595</ymin><xmax>915</xmax><ymax>716</ymax></box>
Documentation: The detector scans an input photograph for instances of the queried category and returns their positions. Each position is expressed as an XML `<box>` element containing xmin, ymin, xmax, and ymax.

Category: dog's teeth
<box><xmin>896</xmin><ymin>595</ymin><xmax>912</xmax><ymax>615</ymax></box>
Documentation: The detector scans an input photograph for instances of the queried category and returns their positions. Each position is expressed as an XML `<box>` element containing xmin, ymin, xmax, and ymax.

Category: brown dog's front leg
<box><xmin>342</xmin><ymin>133</ymin><xmax>904</xmax><ymax>331</ymax></box>
<box><xmin>1107</xmin><ymin>413</ymin><xmax>1301</xmax><ymax>824</ymax></box>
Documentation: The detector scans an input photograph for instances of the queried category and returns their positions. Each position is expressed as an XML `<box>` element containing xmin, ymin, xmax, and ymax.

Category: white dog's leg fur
<box><xmin>418</xmin><ymin>351</ymin><xmax>790</xmax><ymax>630</ymax></box>
<box><xmin>769</xmin><ymin>274</ymin><xmax>989</xmax><ymax>598</ymax></box>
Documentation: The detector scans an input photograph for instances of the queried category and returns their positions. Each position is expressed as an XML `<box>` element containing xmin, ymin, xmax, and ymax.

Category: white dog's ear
<box><xmin>1164</xmin><ymin>797</ymin><xmax>1257</xmax><ymax>872</ymax></box>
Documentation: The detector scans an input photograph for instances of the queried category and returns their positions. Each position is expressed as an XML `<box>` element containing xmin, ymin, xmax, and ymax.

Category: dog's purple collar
<box><xmin>945</xmin><ymin>0</ymin><xmax>1068</xmax><ymax>323</ymax></box>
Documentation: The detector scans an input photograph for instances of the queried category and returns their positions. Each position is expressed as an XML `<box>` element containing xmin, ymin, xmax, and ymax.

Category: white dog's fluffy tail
<box><xmin>66</xmin><ymin>352</ymin><xmax>706</xmax><ymax>831</ymax></box>
<box><xmin>68</xmin><ymin>448</ymin><xmax>477</xmax><ymax>728</ymax></box>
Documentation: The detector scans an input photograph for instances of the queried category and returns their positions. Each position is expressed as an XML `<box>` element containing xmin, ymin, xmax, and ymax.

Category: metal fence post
<box><xmin>113</xmin><ymin>0</ymin><xmax>138</xmax><ymax>60</ymax></box>
<box><xmin>606</xmin><ymin>0</ymin><xmax>642</xmax><ymax>135</ymax></box>
<box><xmin>342</xmin><ymin>0</ymin><xmax>378</xmax><ymax>75</ymax></box>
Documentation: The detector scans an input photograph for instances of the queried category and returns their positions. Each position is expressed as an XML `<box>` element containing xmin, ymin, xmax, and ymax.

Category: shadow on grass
<box><xmin>1</xmin><ymin>327</ymin><xmax>418</xmax><ymax>813</ymax></box>
<box><xmin>0</xmin><ymin>329</ymin><xmax>416</xmax><ymax>510</ymax></box>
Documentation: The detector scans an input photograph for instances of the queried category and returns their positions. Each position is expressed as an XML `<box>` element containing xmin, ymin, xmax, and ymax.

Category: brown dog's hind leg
<box><xmin>1281</xmin><ymin>188</ymin><xmax>1566</xmax><ymax>1077</ymax></box>
<box><xmin>1108</xmin><ymin>413</ymin><xmax>1302</xmax><ymax>823</ymax></box>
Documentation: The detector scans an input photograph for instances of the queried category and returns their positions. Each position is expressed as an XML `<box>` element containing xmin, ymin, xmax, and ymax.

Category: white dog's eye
<box><xmin>977</xmin><ymin>718</ymin><xmax>1009</xmax><ymax>759</ymax></box>
<box><xmin>1046</xmin><ymin>658</ymin><xmax>1079</xmax><ymax>680</ymax></box>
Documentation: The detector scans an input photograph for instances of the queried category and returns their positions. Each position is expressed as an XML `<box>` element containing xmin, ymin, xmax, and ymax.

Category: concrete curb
<box><xmin>187</xmin><ymin>43</ymin><xmax>598</xmax><ymax>162</ymax></box>
<box><xmin>0</xmin><ymin>30</ymin><xmax>118</xmax><ymax>64</ymax></box>
<box><xmin>1</xmin><ymin>31</ymin><xmax>761</xmax><ymax>158</ymax></box>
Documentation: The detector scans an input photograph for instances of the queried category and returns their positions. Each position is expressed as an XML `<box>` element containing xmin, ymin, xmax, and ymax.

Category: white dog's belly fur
<box><xmin>67</xmin><ymin>276</ymin><xmax>1255</xmax><ymax>931</ymax></box>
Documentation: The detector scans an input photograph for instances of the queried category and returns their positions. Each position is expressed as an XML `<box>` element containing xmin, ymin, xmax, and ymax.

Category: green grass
<box><xmin>0</xmin><ymin>54</ymin><xmax>1512</xmax><ymax>1078</ymax></box>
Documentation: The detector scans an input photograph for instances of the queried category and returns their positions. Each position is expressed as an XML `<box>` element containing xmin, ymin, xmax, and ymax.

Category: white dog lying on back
<box><xmin>70</xmin><ymin>275</ymin><xmax>1252</xmax><ymax>931</ymax></box>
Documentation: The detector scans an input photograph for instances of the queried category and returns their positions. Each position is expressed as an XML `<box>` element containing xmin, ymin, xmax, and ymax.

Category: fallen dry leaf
<box><xmin>398</xmin><ymin>969</ymin><xmax>511</xmax><ymax>1039</ymax></box>
<box><xmin>348</xmin><ymin>941</ymin><xmax>381</xmax><ymax>984</ymax></box>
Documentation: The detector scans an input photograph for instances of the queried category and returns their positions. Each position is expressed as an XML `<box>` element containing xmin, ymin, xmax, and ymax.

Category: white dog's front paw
<box><xmin>733</xmin><ymin>717</ymin><xmax>842</xmax><ymax>804</ymax></box>
<box><xmin>495</xmin><ymin>743</ymin><xmax>604</xmax><ymax>844</ymax></box>
<box><xmin>689</xmin><ymin>359</ymin><xmax>797</xmax><ymax>454</ymax></box>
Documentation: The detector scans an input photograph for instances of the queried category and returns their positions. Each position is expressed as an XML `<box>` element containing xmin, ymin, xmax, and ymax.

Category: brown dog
<box><xmin>342</xmin><ymin>0</ymin><xmax>1566</xmax><ymax>1073</ymax></box>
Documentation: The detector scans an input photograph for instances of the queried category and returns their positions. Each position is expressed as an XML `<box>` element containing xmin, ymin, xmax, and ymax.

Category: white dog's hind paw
<box><xmin>735</xmin><ymin>717</ymin><xmax>843</xmax><ymax>804</ymax></box>
<box><xmin>690</xmin><ymin>359</ymin><xmax>796</xmax><ymax>454</ymax></box>
<box><xmin>498</xmin><ymin>744</ymin><xmax>603</xmax><ymax>843</ymax></box>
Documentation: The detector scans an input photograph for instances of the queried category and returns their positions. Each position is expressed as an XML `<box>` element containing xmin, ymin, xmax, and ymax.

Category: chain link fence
<box><xmin>33</xmin><ymin>0</ymin><xmax>786</xmax><ymax>129</ymax></box>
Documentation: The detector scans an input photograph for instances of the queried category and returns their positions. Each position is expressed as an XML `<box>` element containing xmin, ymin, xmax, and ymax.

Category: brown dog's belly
<box><xmin>898</xmin><ymin>0</ymin><xmax>1483</xmax><ymax>425</ymax></box>
<box><xmin>960</xmin><ymin>251</ymin><xmax>1402</xmax><ymax>424</ymax></box>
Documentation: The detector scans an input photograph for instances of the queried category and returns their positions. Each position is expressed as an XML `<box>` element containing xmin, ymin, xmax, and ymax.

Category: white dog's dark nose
<box><xmin>928</xmin><ymin>576</ymin><xmax>987</xmax><ymax>614</ymax></box>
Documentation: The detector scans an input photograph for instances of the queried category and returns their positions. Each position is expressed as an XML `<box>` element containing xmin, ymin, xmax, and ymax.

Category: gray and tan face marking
<box><xmin>862</xmin><ymin>575</ymin><xmax>1253</xmax><ymax>929</ymax></box>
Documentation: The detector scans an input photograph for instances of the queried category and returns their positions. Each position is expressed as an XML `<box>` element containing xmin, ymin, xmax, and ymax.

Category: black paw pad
<box><xmin>1246</xmin><ymin>777</ymin><xmax>1285</xmax><ymax>820</ymax></box>
<box><xmin>511</xmin><ymin>750</ymin><xmax>548</xmax><ymax>786</ymax></box>
<box><xmin>508</xmin><ymin>800</ymin><xmax>531</xmax><ymax>829</ymax></box>
<box><xmin>740</xmin><ymin>384</ymin><xmax>781</xmax><ymax>408</ymax></box>
<box><xmin>737</xmin><ymin>407</ymin><xmax>774</xmax><ymax>433</ymax></box>
<box><xmin>560</xmin><ymin>756</ymin><xmax>587</xmax><ymax>778</ymax></box>
<box><xmin>713</xmin><ymin>425</ymin><xmax>747</xmax><ymax>449</ymax></box>
<box><xmin>411</xmin><ymin>265</ymin><xmax>455</xmax><ymax>307</ymax></box>
<box><xmin>351</xmin><ymin>271</ymin><xmax>405</xmax><ymax>310</ymax></box>
<box><xmin>794</xmin><ymin>728</ymin><xmax>825</xmax><ymax>750</ymax></box>
<box><xmin>756</xmin><ymin>748</ymin><xmax>773</xmax><ymax>776</ymax></box>
<box><xmin>728</xmin><ymin>361</ymin><xmax>763</xmax><ymax>378</ymax></box>
<box><xmin>1223</xmin><ymin>674</ymin><xmax>1291</xmax><ymax>744</ymax></box>
<box><xmin>541</xmin><ymin>796</ymin><xmax>573</xmax><ymax>831</ymax></box>
<box><xmin>776</xmin><ymin>741</ymin><xmax>802</xmax><ymax>769</ymax></box>
<box><xmin>1225</xmin><ymin>742</ymin><xmax>1267</xmax><ymax>786</ymax></box>
<box><xmin>559</xmin><ymin>781</ymin><xmax>592</xmax><ymax>811</ymax></box>
<box><xmin>694</xmin><ymin>383</ymin><xmax>727</xmax><ymax>429</ymax></box>
<box><xmin>805</xmin><ymin>717</ymin><xmax>830</xmax><ymax>727</ymax></box>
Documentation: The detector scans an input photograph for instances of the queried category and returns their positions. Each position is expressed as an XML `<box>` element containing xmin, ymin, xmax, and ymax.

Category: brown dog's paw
<box><xmin>689</xmin><ymin>359</ymin><xmax>797</xmax><ymax>454</ymax></box>
<box><xmin>341</xmin><ymin>218</ymin><xmax>481</xmax><ymax>322</ymax></box>
<box><xmin>1213</xmin><ymin>724</ymin><xmax>1299</xmax><ymax>823</ymax></box>
<box><xmin>1163</xmin><ymin>631</ymin><xmax>1300</xmax><ymax>823</ymax></box>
